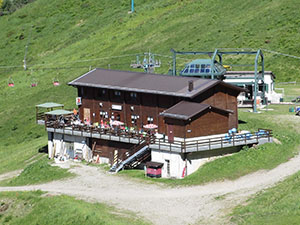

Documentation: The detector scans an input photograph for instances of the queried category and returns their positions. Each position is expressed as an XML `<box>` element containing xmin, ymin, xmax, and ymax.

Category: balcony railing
<box><xmin>45</xmin><ymin>120</ymin><xmax>272</xmax><ymax>153</ymax></box>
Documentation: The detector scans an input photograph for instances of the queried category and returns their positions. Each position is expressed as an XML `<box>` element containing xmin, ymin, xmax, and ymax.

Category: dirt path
<box><xmin>0</xmin><ymin>170</ymin><xmax>22</xmax><ymax>182</ymax></box>
<box><xmin>1</xmin><ymin>154</ymin><xmax>300</xmax><ymax>225</ymax></box>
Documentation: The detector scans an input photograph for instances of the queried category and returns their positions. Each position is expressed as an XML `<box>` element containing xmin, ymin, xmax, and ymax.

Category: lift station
<box><xmin>170</xmin><ymin>48</ymin><xmax>266</xmax><ymax>113</ymax></box>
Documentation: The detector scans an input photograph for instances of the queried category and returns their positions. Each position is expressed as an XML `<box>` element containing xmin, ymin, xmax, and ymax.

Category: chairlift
<box><xmin>53</xmin><ymin>78</ymin><xmax>60</xmax><ymax>86</ymax></box>
<box><xmin>8</xmin><ymin>77</ymin><xmax>14</xmax><ymax>87</ymax></box>
<box><xmin>31</xmin><ymin>77</ymin><xmax>38</xmax><ymax>87</ymax></box>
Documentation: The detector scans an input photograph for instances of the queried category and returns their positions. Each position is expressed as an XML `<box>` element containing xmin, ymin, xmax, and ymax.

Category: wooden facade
<box><xmin>78</xmin><ymin>87</ymin><xmax>181</xmax><ymax>134</ymax></box>
<box><xmin>164</xmin><ymin>108</ymin><xmax>230</xmax><ymax>138</ymax></box>
<box><xmin>77</xmin><ymin>86</ymin><xmax>239</xmax><ymax>136</ymax></box>
<box><xmin>67</xmin><ymin>68</ymin><xmax>244</xmax><ymax>159</ymax></box>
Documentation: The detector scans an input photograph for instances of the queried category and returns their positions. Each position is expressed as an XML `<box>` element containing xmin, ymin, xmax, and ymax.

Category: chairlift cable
<box><xmin>262</xmin><ymin>49</ymin><xmax>300</xmax><ymax>60</ymax></box>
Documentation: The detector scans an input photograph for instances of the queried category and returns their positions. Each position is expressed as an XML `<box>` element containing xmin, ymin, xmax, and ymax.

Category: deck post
<box><xmin>158</xmin><ymin>138</ymin><xmax>160</xmax><ymax>150</ymax></box>
<box><xmin>221</xmin><ymin>137</ymin><xmax>223</xmax><ymax>148</ymax></box>
<box><xmin>233</xmin><ymin>135</ymin><xmax>235</xmax><ymax>146</ymax></box>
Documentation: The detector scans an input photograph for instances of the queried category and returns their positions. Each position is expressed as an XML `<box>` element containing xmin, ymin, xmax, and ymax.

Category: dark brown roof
<box><xmin>69</xmin><ymin>68</ymin><xmax>243</xmax><ymax>98</ymax></box>
<box><xmin>160</xmin><ymin>101</ymin><xmax>231</xmax><ymax>120</ymax></box>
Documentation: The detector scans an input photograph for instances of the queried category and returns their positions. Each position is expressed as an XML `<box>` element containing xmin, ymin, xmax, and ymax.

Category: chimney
<box><xmin>188</xmin><ymin>80</ymin><xmax>194</xmax><ymax>92</ymax></box>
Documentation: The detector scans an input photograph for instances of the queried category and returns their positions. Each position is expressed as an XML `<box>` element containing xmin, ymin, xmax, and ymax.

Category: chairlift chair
<box><xmin>53</xmin><ymin>78</ymin><xmax>60</xmax><ymax>86</ymax></box>
<box><xmin>8</xmin><ymin>77</ymin><xmax>14</xmax><ymax>87</ymax></box>
<box><xmin>31</xmin><ymin>77</ymin><xmax>38</xmax><ymax>87</ymax></box>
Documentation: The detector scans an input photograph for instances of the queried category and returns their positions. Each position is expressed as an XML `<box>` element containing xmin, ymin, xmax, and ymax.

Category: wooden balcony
<box><xmin>45</xmin><ymin>120</ymin><xmax>272</xmax><ymax>154</ymax></box>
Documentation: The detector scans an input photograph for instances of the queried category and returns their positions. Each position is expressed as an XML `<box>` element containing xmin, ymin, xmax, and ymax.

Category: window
<box><xmin>100</xmin><ymin>110</ymin><xmax>108</xmax><ymax>119</ymax></box>
<box><xmin>195</xmin><ymin>64</ymin><xmax>200</xmax><ymax>69</ymax></box>
<box><xmin>99</xmin><ymin>89</ymin><xmax>106</xmax><ymax>97</ymax></box>
<box><xmin>131</xmin><ymin>114</ymin><xmax>139</xmax><ymax>125</ymax></box>
<box><xmin>147</xmin><ymin>116</ymin><xmax>153</xmax><ymax>124</ymax></box>
<box><xmin>130</xmin><ymin>92</ymin><xmax>137</xmax><ymax>99</ymax></box>
<box><xmin>79</xmin><ymin>87</ymin><xmax>84</xmax><ymax>96</ymax></box>
<box><xmin>114</xmin><ymin>91</ymin><xmax>121</xmax><ymax>97</ymax></box>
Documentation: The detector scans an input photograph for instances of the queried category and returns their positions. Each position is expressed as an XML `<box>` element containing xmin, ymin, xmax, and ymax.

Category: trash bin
<box><xmin>289</xmin><ymin>107</ymin><xmax>295</xmax><ymax>112</ymax></box>
<box><xmin>146</xmin><ymin>162</ymin><xmax>164</xmax><ymax>178</ymax></box>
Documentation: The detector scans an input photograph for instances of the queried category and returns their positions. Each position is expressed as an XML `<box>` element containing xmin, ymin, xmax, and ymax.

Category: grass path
<box><xmin>1</xmin><ymin>151</ymin><xmax>300</xmax><ymax>225</ymax></box>
<box><xmin>0</xmin><ymin>170</ymin><xmax>22</xmax><ymax>182</ymax></box>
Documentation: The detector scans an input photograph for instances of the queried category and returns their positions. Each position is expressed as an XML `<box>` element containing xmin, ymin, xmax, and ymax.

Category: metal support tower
<box><xmin>131</xmin><ymin>0</ymin><xmax>134</xmax><ymax>12</ymax></box>
<box><xmin>171</xmin><ymin>48</ymin><xmax>265</xmax><ymax>112</ymax></box>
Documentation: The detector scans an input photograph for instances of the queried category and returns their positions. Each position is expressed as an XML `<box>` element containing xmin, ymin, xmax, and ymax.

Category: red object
<box><xmin>8</xmin><ymin>83</ymin><xmax>14</xmax><ymax>87</ymax></box>
<box><xmin>53</xmin><ymin>81</ymin><xmax>60</xmax><ymax>86</ymax></box>
<box><xmin>31</xmin><ymin>83</ymin><xmax>37</xmax><ymax>87</ymax></box>
<box><xmin>182</xmin><ymin>167</ymin><xmax>186</xmax><ymax>178</ymax></box>
<box><xmin>143</xmin><ymin>123</ymin><xmax>158</xmax><ymax>129</ymax></box>
<box><xmin>147</xmin><ymin>168</ymin><xmax>162</xmax><ymax>176</ymax></box>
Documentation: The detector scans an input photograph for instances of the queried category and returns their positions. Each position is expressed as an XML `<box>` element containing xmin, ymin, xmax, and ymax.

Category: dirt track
<box><xmin>1</xmin><ymin>154</ymin><xmax>300</xmax><ymax>225</ymax></box>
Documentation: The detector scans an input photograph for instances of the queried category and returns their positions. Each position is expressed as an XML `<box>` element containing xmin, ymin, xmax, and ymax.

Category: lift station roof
<box><xmin>179</xmin><ymin>59</ymin><xmax>226</xmax><ymax>78</ymax></box>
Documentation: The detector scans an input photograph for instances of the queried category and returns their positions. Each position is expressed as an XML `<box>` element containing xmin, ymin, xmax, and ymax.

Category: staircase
<box><xmin>109</xmin><ymin>136</ymin><xmax>154</xmax><ymax>173</ymax></box>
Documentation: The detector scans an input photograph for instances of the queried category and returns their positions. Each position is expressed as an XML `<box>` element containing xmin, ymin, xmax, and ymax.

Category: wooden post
<box><xmin>221</xmin><ymin>137</ymin><xmax>223</xmax><ymax>148</ymax></box>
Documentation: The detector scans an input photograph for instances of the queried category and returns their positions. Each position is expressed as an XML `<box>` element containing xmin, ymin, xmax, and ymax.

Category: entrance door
<box><xmin>84</xmin><ymin>108</ymin><xmax>91</xmax><ymax>123</ymax></box>
<box><xmin>167</xmin><ymin>124</ymin><xmax>174</xmax><ymax>143</ymax></box>
<box><xmin>165</xmin><ymin>159</ymin><xmax>170</xmax><ymax>177</ymax></box>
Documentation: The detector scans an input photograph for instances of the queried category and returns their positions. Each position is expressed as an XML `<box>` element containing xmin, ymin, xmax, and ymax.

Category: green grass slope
<box><xmin>0</xmin><ymin>191</ymin><xmax>150</xmax><ymax>225</ymax></box>
<box><xmin>231</xmin><ymin>171</ymin><xmax>300</xmax><ymax>224</ymax></box>
<box><xmin>0</xmin><ymin>0</ymin><xmax>300</xmax><ymax>173</ymax></box>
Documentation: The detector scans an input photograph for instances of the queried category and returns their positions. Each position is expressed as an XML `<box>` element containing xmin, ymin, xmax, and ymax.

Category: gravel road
<box><xmin>1</xmin><ymin>153</ymin><xmax>300</xmax><ymax>225</ymax></box>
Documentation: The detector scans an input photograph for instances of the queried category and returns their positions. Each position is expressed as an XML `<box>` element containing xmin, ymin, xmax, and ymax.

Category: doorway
<box><xmin>84</xmin><ymin>108</ymin><xmax>91</xmax><ymax>122</ymax></box>
<box><xmin>165</xmin><ymin>159</ymin><xmax>170</xmax><ymax>177</ymax></box>
<box><xmin>167</xmin><ymin>124</ymin><xmax>174</xmax><ymax>143</ymax></box>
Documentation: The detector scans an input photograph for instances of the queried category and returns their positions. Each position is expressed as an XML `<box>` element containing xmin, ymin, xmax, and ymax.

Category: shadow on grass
<box><xmin>38</xmin><ymin>145</ymin><xmax>48</xmax><ymax>154</ymax></box>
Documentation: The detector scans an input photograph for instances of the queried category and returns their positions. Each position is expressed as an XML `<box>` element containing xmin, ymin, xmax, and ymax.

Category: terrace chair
<box><xmin>224</xmin><ymin>134</ymin><xmax>232</xmax><ymax>143</ymax></box>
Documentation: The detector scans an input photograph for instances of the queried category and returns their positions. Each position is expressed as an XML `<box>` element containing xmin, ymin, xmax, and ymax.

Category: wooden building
<box><xmin>69</xmin><ymin>68</ymin><xmax>243</xmax><ymax>140</ymax></box>
<box><xmin>43</xmin><ymin>68</ymin><xmax>274</xmax><ymax>178</ymax></box>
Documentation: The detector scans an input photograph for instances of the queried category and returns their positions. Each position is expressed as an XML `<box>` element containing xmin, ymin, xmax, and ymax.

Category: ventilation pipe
<box><xmin>188</xmin><ymin>80</ymin><xmax>194</xmax><ymax>92</ymax></box>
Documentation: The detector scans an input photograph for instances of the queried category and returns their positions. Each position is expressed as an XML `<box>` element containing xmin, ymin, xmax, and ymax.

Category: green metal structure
<box><xmin>179</xmin><ymin>59</ymin><xmax>226</xmax><ymax>79</ymax></box>
<box><xmin>171</xmin><ymin>48</ymin><xmax>265</xmax><ymax>113</ymax></box>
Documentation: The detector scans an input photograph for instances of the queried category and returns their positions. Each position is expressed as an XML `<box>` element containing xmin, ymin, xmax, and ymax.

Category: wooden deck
<box><xmin>45</xmin><ymin>121</ymin><xmax>272</xmax><ymax>153</ymax></box>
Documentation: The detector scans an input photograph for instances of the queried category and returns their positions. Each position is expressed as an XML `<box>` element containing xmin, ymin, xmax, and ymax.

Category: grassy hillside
<box><xmin>0</xmin><ymin>191</ymin><xmax>149</xmax><ymax>225</ymax></box>
<box><xmin>0</xmin><ymin>0</ymin><xmax>300</xmax><ymax>172</ymax></box>
<box><xmin>231</xmin><ymin>171</ymin><xmax>300</xmax><ymax>224</ymax></box>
